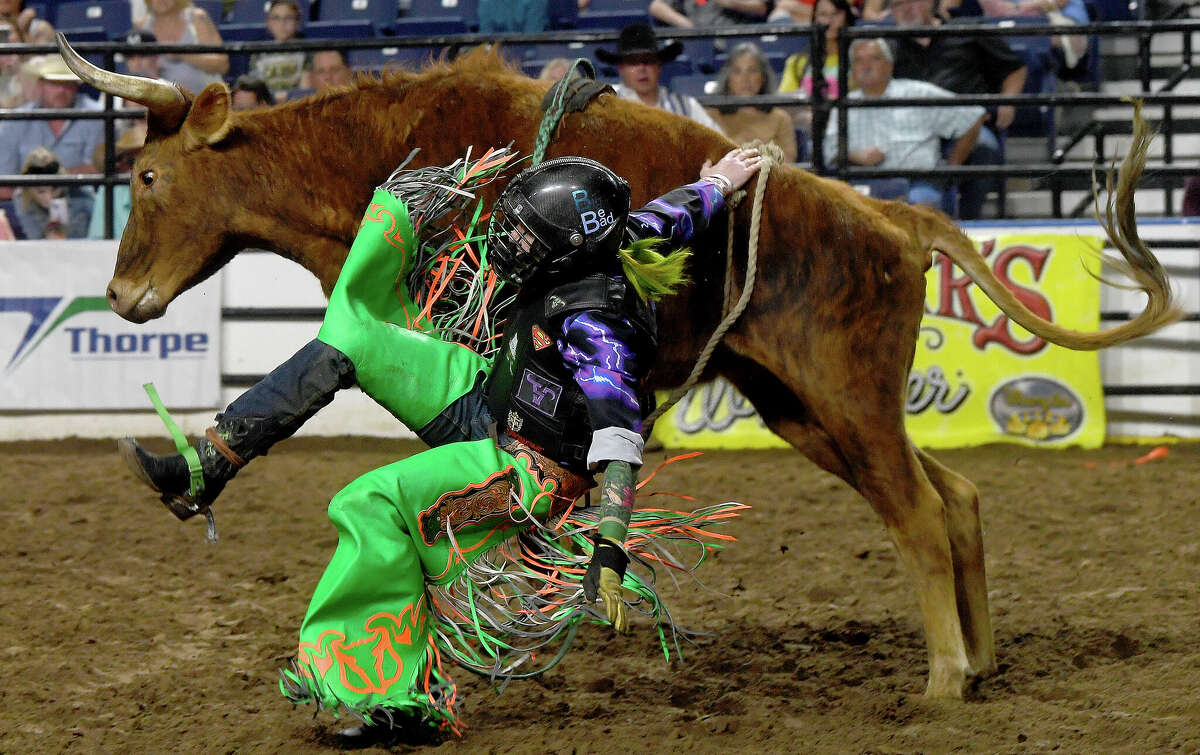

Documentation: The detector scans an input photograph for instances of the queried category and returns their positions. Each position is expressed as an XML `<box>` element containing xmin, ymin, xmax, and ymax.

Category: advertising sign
<box><xmin>651</xmin><ymin>231</ymin><xmax>1107</xmax><ymax>450</ymax></box>
<box><xmin>0</xmin><ymin>241</ymin><xmax>221</xmax><ymax>409</ymax></box>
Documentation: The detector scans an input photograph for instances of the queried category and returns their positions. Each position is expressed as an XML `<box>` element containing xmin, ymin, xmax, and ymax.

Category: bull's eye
<box><xmin>140</xmin><ymin>170</ymin><xmax>156</xmax><ymax>187</ymax></box>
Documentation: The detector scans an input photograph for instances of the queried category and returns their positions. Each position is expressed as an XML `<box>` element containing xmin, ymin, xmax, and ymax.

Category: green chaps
<box><xmin>282</xmin><ymin>191</ymin><xmax>571</xmax><ymax>729</ymax></box>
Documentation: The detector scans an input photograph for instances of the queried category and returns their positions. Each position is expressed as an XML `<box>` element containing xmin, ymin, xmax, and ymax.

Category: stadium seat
<box><xmin>390</xmin><ymin>17</ymin><xmax>470</xmax><ymax>35</ymax></box>
<box><xmin>347</xmin><ymin>45</ymin><xmax>440</xmax><ymax>71</ymax></box>
<box><xmin>515</xmin><ymin>41</ymin><xmax>591</xmax><ymax>62</ymax></box>
<box><xmin>672</xmin><ymin>36</ymin><xmax>717</xmax><ymax>74</ymax></box>
<box><xmin>55</xmin><ymin>1</ymin><xmax>132</xmax><ymax>39</ymax></box>
<box><xmin>217</xmin><ymin>23</ymin><xmax>272</xmax><ymax>41</ymax></box>
<box><xmin>227</xmin><ymin>0</ymin><xmax>313</xmax><ymax>24</ymax></box>
<box><xmin>25</xmin><ymin>3</ymin><xmax>49</xmax><ymax>24</ymax></box>
<box><xmin>304</xmin><ymin>19</ymin><xmax>376</xmax><ymax>38</ymax></box>
<box><xmin>573</xmin><ymin>9</ymin><xmax>649</xmax><ymax>29</ymax></box>
<box><xmin>404</xmin><ymin>0</ymin><xmax>478</xmax><ymax>22</ymax></box>
<box><xmin>54</xmin><ymin>27</ymin><xmax>109</xmax><ymax>43</ymax></box>
<box><xmin>318</xmin><ymin>0</ymin><xmax>397</xmax><ymax>34</ymax></box>
<box><xmin>671</xmin><ymin>73</ymin><xmax>715</xmax><ymax>97</ymax></box>
<box><xmin>548</xmin><ymin>0</ymin><xmax>579</xmax><ymax>29</ymax></box>
<box><xmin>584</xmin><ymin>0</ymin><xmax>646</xmax><ymax>11</ymax></box>
<box><xmin>194</xmin><ymin>0</ymin><xmax>226</xmax><ymax>23</ymax></box>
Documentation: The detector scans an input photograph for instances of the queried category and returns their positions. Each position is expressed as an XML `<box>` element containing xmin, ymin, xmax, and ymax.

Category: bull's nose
<box><xmin>105</xmin><ymin>277</ymin><xmax>153</xmax><ymax>322</ymax></box>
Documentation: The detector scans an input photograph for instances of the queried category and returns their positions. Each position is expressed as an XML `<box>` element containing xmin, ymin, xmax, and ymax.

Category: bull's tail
<box><xmin>931</xmin><ymin>101</ymin><xmax>1180</xmax><ymax>351</ymax></box>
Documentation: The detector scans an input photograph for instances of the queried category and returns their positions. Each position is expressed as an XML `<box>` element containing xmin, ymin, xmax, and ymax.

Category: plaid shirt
<box><xmin>823</xmin><ymin>78</ymin><xmax>985</xmax><ymax>170</ymax></box>
<box><xmin>612</xmin><ymin>83</ymin><xmax>725</xmax><ymax>135</ymax></box>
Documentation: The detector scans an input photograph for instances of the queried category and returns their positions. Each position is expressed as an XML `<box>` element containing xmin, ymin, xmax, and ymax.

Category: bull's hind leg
<box><xmin>915</xmin><ymin>449</ymin><xmax>996</xmax><ymax>677</ymax></box>
<box><xmin>721</xmin><ymin>360</ymin><xmax>974</xmax><ymax>697</ymax></box>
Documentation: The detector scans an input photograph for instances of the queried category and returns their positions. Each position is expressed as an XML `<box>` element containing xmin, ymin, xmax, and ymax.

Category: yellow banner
<box><xmin>651</xmin><ymin>232</ymin><xmax>1107</xmax><ymax>450</ymax></box>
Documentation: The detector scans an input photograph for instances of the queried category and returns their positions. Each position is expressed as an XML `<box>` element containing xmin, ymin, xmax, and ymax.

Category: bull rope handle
<box><xmin>642</xmin><ymin>140</ymin><xmax>781</xmax><ymax>436</ymax></box>
<box><xmin>532</xmin><ymin>58</ymin><xmax>599</xmax><ymax>166</ymax></box>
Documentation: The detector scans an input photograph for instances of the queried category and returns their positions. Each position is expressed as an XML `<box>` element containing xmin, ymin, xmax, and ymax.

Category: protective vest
<box><xmin>486</xmin><ymin>273</ymin><xmax>657</xmax><ymax>471</ymax></box>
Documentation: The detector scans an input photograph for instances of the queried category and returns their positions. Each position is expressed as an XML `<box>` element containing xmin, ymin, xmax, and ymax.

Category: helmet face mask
<box><xmin>487</xmin><ymin>157</ymin><xmax>631</xmax><ymax>288</ymax></box>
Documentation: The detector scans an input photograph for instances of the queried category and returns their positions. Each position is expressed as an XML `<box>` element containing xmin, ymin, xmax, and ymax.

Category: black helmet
<box><xmin>487</xmin><ymin>156</ymin><xmax>631</xmax><ymax>287</ymax></box>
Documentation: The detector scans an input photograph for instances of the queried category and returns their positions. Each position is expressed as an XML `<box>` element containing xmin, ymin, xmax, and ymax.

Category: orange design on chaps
<box><xmin>295</xmin><ymin>595</ymin><xmax>426</xmax><ymax>696</ymax></box>
<box><xmin>361</xmin><ymin>203</ymin><xmax>409</xmax><ymax>253</ymax></box>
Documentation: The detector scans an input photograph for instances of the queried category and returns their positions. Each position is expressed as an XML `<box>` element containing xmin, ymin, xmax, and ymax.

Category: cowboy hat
<box><xmin>595</xmin><ymin>23</ymin><xmax>683</xmax><ymax>65</ymax></box>
<box><xmin>34</xmin><ymin>55</ymin><xmax>81</xmax><ymax>83</ymax></box>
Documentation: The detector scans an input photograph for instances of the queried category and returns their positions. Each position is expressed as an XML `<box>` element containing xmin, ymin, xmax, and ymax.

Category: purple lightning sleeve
<box><xmin>558</xmin><ymin>310</ymin><xmax>646</xmax><ymax>467</ymax></box>
<box><xmin>626</xmin><ymin>180</ymin><xmax>726</xmax><ymax>245</ymax></box>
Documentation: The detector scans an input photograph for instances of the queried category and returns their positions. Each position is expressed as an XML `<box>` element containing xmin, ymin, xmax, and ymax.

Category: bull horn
<box><xmin>56</xmin><ymin>32</ymin><xmax>190</xmax><ymax>131</ymax></box>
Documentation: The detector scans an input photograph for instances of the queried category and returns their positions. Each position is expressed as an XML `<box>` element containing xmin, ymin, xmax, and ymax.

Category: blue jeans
<box><xmin>220</xmin><ymin>338</ymin><xmax>492</xmax><ymax>457</ymax></box>
<box><xmin>907</xmin><ymin>180</ymin><xmax>945</xmax><ymax>209</ymax></box>
<box><xmin>958</xmin><ymin>126</ymin><xmax>1003</xmax><ymax>220</ymax></box>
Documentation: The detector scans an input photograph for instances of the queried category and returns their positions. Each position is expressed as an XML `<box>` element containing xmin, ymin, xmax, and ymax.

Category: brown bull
<box><xmin>58</xmin><ymin>36</ymin><xmax>1179</xmax><ymax>700</ymax></box>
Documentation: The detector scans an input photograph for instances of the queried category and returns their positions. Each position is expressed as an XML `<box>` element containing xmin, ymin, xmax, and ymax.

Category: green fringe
<box><xmin>618</xmin><ymin>237</ymin><xmax>691</xmax><ymax>302</ymax></box>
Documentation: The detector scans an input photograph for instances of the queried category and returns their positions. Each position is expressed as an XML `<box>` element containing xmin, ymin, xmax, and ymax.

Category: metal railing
<box><xmin>0</xmin><ymin>17</ymin><xmax>1197</xmax><ymax>237</ymax></box>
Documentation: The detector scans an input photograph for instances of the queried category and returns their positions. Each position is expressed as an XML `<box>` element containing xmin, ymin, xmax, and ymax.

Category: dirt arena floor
<box><xmin>2</xmin><ymin>436</ymin><xmax>1199</xmax><ymax>754</ymax></box>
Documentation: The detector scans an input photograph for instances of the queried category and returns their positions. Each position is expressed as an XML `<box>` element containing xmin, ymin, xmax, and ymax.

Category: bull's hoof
<box><xmin>923</xmin><ymin>663</ymin><xmax>969</xmax><ymax>700</ymax></box>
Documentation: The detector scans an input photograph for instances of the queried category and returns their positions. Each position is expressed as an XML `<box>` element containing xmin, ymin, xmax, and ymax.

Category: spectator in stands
<box><xmin>310</xmin><ymin>49</ymin><xmax>352</xmax><ymax>92</ymax></box>
<box><xmin>120</xmin><ymin>29</ymin><xmax>163</xmax><ymax>80</ymax></box>
<box><xmin>14</xmin><ymin>148</ymin><xmax>93</xmax><ymax>240</ymax></box>
<box><xmin>824</xmin><ymin>39</ymin><xmax>984</xmax><ymax>210</ymax></box>
<box><xmin>708</xmin><ymin>43</ymin><xmax>798</xmax><ymax>161</ymax></box>
<box><xmin>780</xmin><ymin>0</ymin><xmax>855</xmax><ymax>98</ymax></box>
<box><xmin>889</xmin><ymin>0</ymin><xmax>1026</xmax><ymax>219</ymax></box>
<box><xmin>232</xmin><ymin>75</ymin><xmax>275</xmax><ymax>109</ymax></box>
<box><xmin>597</xmin><ymin>23</ymin><xmax>724</xmax><ymax>134</ymax></box>
<box><xmin>250</xmin><ymin>0</ymin><xmax>312</xmax><ymax>102</ymax></box>
<box><xmin>0</xmin><ymin>55</ymin><xmax>103</xmax><ymax>203</ymax></box>
<box><xmin>136</xmin><ymin>0</ymin><xmax>229</xmax><ymax>95</ymax></box>
<box><xmin>779</xmin><ymin>0</ymin><xmax>855</xmax><ymax>141</ymax></box>
<box><xmin>977</xmin><ymin>0</ymin><xmax>1089</xmax><ymax>71</ymax></box>
<box><xmin>0</xmin><ymin>0</ymin><xmax>53</xmax><ymax>44</ymax></box>
<box><xmin>88</xmin><ymin>130</ymin><xmax>144</xmax><ymax>240</ymax></box>
<box><xmin>538</xmin><ymin>57</ymin><xmax>573</xmax><ymax>82</ymax></box>
<box><xmin>0</xmin><ymin>0</ymin><xmax>55</xmax><ymax>109</ymax></box>
<box><xmin>110</xmin><ymin>29</ymin><xmax>161</xmax><ymax>139</ymax></box>
<box><xmin>768</xmin><ymin>0</ymin><xmax>814</xmax><ymax>23</ymax></box>
<box><xmin>478</xmin><ymin>0</ymin><xmax>551</xmax><ymax>32</ymax></box>
<box><xmin>649</xmin><ymin>0</ymin><xmax>771</xmax><ymax>27</ymax></box>
<box><xmin>1184</xmin><ymin>176</ymin><xmax>1200</xmax><ymax>217</ymax></box>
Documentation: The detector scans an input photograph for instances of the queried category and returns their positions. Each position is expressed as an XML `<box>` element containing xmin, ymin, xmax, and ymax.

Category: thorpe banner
<box><xmin>651</xmin><ymin>231</ymin><xmax>1107</xmax><ymax>450</ymax></box>
<box><xmin>0</xmin><ymin>241</ymin><xmax>221</xmax><ymax>410</ymax></box>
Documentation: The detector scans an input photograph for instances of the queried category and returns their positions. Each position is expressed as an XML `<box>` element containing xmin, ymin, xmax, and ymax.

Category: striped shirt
<box><xmin>612</xmin><ymin>83</ymin><xmax>725</xmax><ymax>135</ymax></box>
<box><xmin>823</xmin><ymin>78</ymin><xmax>985</xmax><ymax>170</ymax></box>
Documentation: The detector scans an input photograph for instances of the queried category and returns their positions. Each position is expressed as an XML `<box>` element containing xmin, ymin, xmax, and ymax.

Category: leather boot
<box><xmin>118</xmin><ymin>417</ymin><xmax>257</xmax><ymax>521</ymax></box>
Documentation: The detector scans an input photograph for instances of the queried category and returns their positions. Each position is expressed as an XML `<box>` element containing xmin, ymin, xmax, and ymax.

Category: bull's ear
<box><xmin>182</xmin><ymin>82</ymin><xmax>234</xmax><ymax>148</ymax></box>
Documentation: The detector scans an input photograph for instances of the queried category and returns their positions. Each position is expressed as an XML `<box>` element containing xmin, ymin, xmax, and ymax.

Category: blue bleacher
<box><xmin>672</xmin><ymin>36</ymin><xmax>717</xmax><ymax>74</ymax></box>
<box><xmin>55</xmin><ymin>27</ymin><xmax>110</xmax><ymax>43</ymax></box>
<box><xmin>55</xmin><ymin>1</ymin><xmax>132</xmax><ymax>38</ymax></box>
<box><xmin>347</xmin><ymin>45</ymin><xmax>439</xmax><ymax>71</ymax></box>
<box><xmin>218</xmin><ymin>23</ymin><xmax>273</xmax><ymax>41</ymax></box>
<box><xmin>548</xmin><ymin>0</ymin><xmax>579</xmax><ymax>29</ymax></box>
<box><xmin>583</xmin><ymin>0</ymin><xmax>646</xmax><ymax>12</ymax></box>
<box><xmin>512</xmin><ymin>40</ymin><xmax>591</xmax><ymax>62</ymax></box>
<box><xmin>194</xmin><ymin>0</ymin><xmax>227</xmax><ymax>23</ymax></box>
<box><xmin>671</xmin><ymin>73</ymin><xmax>715</xmax><ymax>97</ymax></box>
<box><xmin>390</xmin><ymin>17</ymin><xmax>470</xmax><ymax>35</ymax></box>
<box><xmin>404</xmin><ymin>0</ymin><xmax>478</xmax><ymax>22</ymax></box>
<box><xmin>573</xmin><ymin>9</ymin><xmax>649</xmax><ymax>30</ymax></box>
<box><xmin>318</xmin><ymin>0</ymin><xmax>397</xmax><ymax>34</ymax></box>
<box><xmin>227</xmin><ymin>0</ymin><xmax>313</xmax><ymax>25</ymax></box>
<box><xmin>26</xmin><ymin>2</ymin><xmax>49</xmax><ymax>23</ymax></box>
<box><xmin>304</xmin><ymin>19</ymin><xmax>376</xmax><ymax>38</ymax></box>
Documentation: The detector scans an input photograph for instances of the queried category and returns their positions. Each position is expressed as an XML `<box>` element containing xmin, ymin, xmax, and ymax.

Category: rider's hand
<box><xmin>701</xmin><ymin>147</ymin><xmax>763</xmax><ymax>193</ymax></box>
<box><xmin>583</xmin><ymin>535</ymin><xmax>630</xmax><ymax>633</ymax></box>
